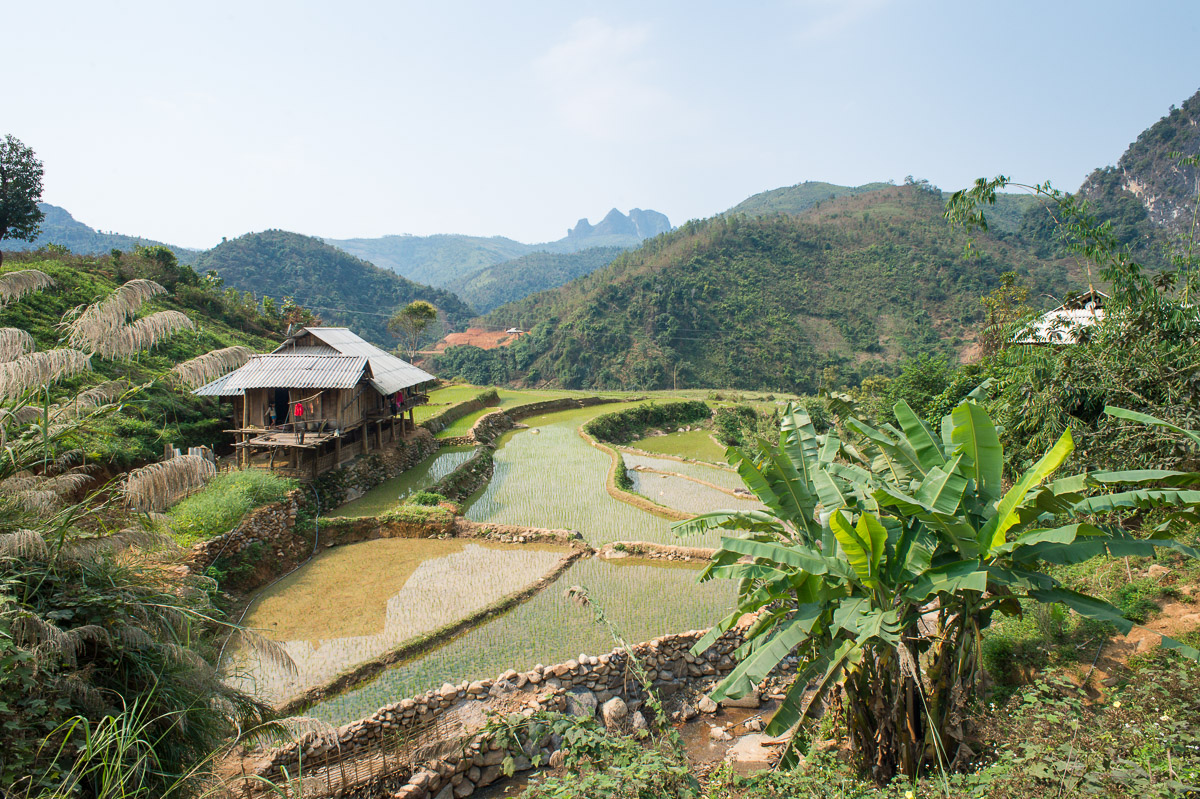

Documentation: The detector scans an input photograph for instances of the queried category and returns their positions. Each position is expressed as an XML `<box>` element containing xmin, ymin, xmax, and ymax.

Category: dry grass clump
<box><xmin>170</xmin><ymin>346</ymin><xmax>254</xmax><ymax>389</ymax></box>
<box><xmin>65</xmin><ymin>279</ymin><xmax>195</xmax><ymax>360</ymax></box>
<box><xmin>0</xmin><ymin>269</ymin><xmax>54</xmax><ymax>308</ymax></box>
<box><xmin>123</xmin><ymin>454</ymin><xmax>216</xmax><ymax>513</ymax></box>
<box><xmin>0</xmin><ymin>349</ymin><xmax>92</xmax><ymax>400</ymax></box>
<box><xmin>0</xmin><ymin>328</ymin><xmax>35</xmax><ymax>362</ymax></box>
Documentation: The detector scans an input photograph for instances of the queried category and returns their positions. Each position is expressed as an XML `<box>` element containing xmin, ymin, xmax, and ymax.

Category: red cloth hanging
<box><xmin>293</xmin><ymin>402</ymin><xmax>304</xmax><ymax>419</ymax></box>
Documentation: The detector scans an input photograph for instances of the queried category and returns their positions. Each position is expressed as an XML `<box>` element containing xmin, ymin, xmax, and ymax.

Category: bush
<box><xmin>406</xmin><ymin>491</ymin><xmax>447</xmax><ymax>506</ymax></box>
<box><xmin>167</xmin><ymin>470</ymin><xmax>296</xmax><ymax>544</ymax></box>
<box><xmin>584</xmin><ymin>401</ymin><xmax>711</xmax><ymax>444</ymax></box>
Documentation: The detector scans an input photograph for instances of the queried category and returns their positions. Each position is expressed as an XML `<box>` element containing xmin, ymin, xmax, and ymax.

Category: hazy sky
<box><xmin>8</xmin><ymin>1</ymin><xmax>1199</xmax><ymax>249</ymax></box>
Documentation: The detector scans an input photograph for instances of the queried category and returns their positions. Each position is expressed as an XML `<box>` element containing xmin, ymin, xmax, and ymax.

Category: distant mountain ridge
<box><xmin>7</xmin><ymin>203</ymin><xmax>200</xmax><ymax>265</ymax></box>
<box><xmin>324</xmin><ymin>207</ymin><xmax>672</xmax><ymax>289</ymax></box>
<box><xmin>449</xmin><ymin>246</ymin><xmax>627</xmax><ymax>314</ymax></box>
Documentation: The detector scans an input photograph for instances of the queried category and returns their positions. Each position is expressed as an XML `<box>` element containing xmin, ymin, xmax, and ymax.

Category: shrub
<box><xmin>167</xmin><ymin>470</ymin><xmax>296</xmax><ymax>544</ymax></box>
<box><xmin>406</xmin><ymin>491</ymin><xmax>447</xmax><ymax>506</ymax></box>
<box><xmin>584</xmin><ymin>401</ymin><xmax>710</xmax><ymax>444</ymax></box>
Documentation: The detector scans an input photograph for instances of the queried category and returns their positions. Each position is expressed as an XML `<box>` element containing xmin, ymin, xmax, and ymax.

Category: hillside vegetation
<box><xmin>6</xmin><ymin>203</ymin><xmax>201</xmax><ymax>264</ymax></box>
<box><xmin>197</xmin><ymin>229</ymin><xmax>474</xmax><ymax>343</ymax></box>
<box><xmin>0</xmin><ymin>250</ymin><xmax>283</xmax><ymax>465</ymax></box>
<box><xmin>438</xmin><ymin>186</ymin><xmax>1070</xmax><ymax>392</ymax></box>
<box><xmin>450</xmin><ymin>246</ymin><xmax>626</xmax><ymax>314</ymax></box>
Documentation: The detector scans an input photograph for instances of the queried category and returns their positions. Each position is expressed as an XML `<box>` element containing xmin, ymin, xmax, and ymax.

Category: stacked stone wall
<box><xmin>252</xmin><ymin>625</ymin><xmax>749</xmax><ymax>797</ymax></box>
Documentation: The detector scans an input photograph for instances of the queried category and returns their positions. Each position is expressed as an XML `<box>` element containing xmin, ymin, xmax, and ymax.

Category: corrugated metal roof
<box><xmin>194</xmin><ymin>370</ymin><xmax>240</xmax><ymax>397</ymax></box>
<box><xmin>222</xmin><ymin>354</ymin><xmax>367</xmax><ymax>391</ymax></box>
<box><xmin>278</xmin><ymin>327</ymin><xmax>436</xmax><ymax>394</ymax></box>
<box><xmin>1015</xmin><ymin>307</ymin><xmax>1105</xmax><ymax>345</ymax></box>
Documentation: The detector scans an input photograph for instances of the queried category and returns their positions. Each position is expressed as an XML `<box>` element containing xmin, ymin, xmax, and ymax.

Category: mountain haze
<box><xmin>324</xmin><ymin>207</ymin><xmax>671</xmax><ymax>288</ymax></box>
<box><xmin>449</xmin><ymin>246</ymin><xmax>626</xmax><ymax>314</ymax></box>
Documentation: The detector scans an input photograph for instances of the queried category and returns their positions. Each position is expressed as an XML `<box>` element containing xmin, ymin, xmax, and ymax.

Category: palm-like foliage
<box><xmin>676</xmin><ymin>397</ymin><xmax>1200</xmax><ymax>783</ymax></box>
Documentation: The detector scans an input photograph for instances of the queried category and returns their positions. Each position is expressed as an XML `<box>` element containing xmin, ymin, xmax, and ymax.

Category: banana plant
<box><xmin>675</xmin><ymin>398</ymin><xmax>1200</xmax><ymax>783</ymax></box>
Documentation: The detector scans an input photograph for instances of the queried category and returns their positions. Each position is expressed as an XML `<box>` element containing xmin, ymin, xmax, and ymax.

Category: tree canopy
<box><xmin>0</xmin><ymin>134</ymin><xmax>46</xmax><ymax>267</ymax></box>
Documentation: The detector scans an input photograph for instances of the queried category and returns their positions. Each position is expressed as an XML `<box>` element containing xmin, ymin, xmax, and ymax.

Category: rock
<box><xmin>434</xmin><ymin>784</ymin><xmax>454</xmax><ymax>799</ymax></box>
<box><xmin>479</xmin><ymin>764</ymin><xmax>501</xmax><ymax>786</ymax></box>
<box><xmin>631</xmin><ymin>711</ymin><xmax>648</xmax><ymax>731</ymax></box>
<box><xmin>566</xmin><ymin>688</ymin><xmax>598</xmax><ymax>718</ymax></box>
<box><xmin>600</xmin><ymin>697</ymin><xmax>628</xmax><ymax>728</ymax></box>
<box><xmin>745</xmin><ymin>718</ymin><xmax>764</xmax><ymax>732</ymax></box>
<box><xmin>709</xmin><ymin>725</ymin><xmax>733</xmax><ymax>741</ymax></box>
<box><xmin>549</xmin><ymin>749</ymin><xmax>566</xmax><ymax>769</ymax></box>
<box><xmin>697</xmin><ymin>695</ymin><xmax>718</xmax><ymax>714</ymax></box>
<box><xmin>725</xmin><ymin>734</ymin><xmax>781</xmax><ymax>774</ymax></box>
<box><xmin>453</xmin><ymin>779</ymin><xmax>474</xmax><ymax>798</ymax></box>
<box><xmin>1147</xmin><ymin>563</ymin><xmax>1172</xmax><ymax>579</ymax></box>
<box><xmin>680</xmin><ymin>702</ymin><xmax>698</xmax><ymax>721</ymax></box>
<box><xmin>725</xmin><ymin>691</ymin><xmax>761</xmax><ymax>709</ymax></box>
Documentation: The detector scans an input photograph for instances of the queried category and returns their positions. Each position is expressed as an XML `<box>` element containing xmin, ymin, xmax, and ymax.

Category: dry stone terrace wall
<box><xmin>419</xmin><ymin>389</ymin><xmax>500</xmax><ymax>435</ymax></box>
<box><xmin>184</xmin><ymin>490</ymin><xmax>307</xmax><ymax>590</ymax></box>
<box><xmin>251</xmin><ymin>625</ymin><xmax>750</xmax><ymax>796</ymax></box>
<box><xmin>314</xmin><ymin>429</ymin><xmax>441</xmax><ymax>509</ymax></box>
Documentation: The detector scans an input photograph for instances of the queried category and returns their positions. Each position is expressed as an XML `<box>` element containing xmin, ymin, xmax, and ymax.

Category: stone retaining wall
<box><xmin>420</xmin><ymin>389</ymin><xmax>499</xmax><ymax>435</ymax></box>
<box><xmin>252</xmin><ymin>623</ymin><xmax>750</xmax><ymax>795</ymax></box>
<box><xmin>597</xmin><ymin>541</ymin><xmax>716</xmax><ymax>563</ymax></box>
<box><xmin>184</xmin><ymin>490</ymin><xmax>307</xmax><ymax>590</ymax></box>
<box><xmin>313</xmin><ymin>430</ymin><xmax>441</xmax><ymax>510</ymax></box>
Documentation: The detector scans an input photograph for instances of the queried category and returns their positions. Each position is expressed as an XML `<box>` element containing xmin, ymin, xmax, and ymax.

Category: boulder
<box><xmin>709</xmin><ymin>725</ymin><xmax>733</xmax><ymax>741</ymax></box>
<box><xmin>725</xmin><ymin>691</ymin><xmax>761</xmax><ymax>709</ymax></box>
<box><xmin>697</xmin><ymin>695</ymin><xmax>718</xmax><ymax>714</ymax></box>
<box><xmin>565</xmin><ymin>688</ymin><xmax>598</xmax><ymax>718</ymax></box>
<box><xmin>600</xmin><ymin>697</ymin><xmax>628</xmax><ymax>729</ymax></box>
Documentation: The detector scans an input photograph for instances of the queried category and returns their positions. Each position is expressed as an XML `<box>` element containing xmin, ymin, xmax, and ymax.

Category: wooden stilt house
<box><xmin>195</xmin><ymin>327</ymin><xmax>436</xmax><ymax>479</ymax></box>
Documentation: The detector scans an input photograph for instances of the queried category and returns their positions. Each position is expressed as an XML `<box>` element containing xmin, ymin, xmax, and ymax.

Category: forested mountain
<box><xmin>1081</xmin><ymin>87</ymin><xmax>1200</xmax><ymax>237</ymax></box>
<box><xmin>436</xmin><ymin>185</ymin><xmax>1071</xmax><ymax>392</ymax></box>
<box><xmin>449</xmin><ymin>246</ymin><xmax>626</xmax><ymax>314</ymax></box>
<box><xmin>196</xmin><ymin>230</ymin><xmax>474</xmax><ymax>344</ymax></box>
<box><xmin>325</xmin><ymin>208</ymin><xmax>671</xmax><ymax>288</ymax></box>
<box><xmin>6</xmin><ymin>203</ymin><xmax>200</xmax><ymax>264</ymax></box>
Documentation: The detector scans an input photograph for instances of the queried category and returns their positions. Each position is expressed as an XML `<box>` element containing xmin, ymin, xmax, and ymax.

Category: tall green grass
<box><xmin>167</xmin><ymin>470</ymin><xmax>297</xmax><ymax>545</ymax></box>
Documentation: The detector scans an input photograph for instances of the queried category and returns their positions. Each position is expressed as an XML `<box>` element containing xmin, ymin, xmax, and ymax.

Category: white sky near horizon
<box><xmin>6</xmin><ymin>1</ymin><xmax>1200</xmax><ymax>250</ymax></box>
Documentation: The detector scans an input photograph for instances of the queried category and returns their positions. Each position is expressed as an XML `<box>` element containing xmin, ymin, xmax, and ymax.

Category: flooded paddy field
<box><xmin>464</xmin><ymin>403</ymin><xmax>724</xmax><ymax>548</ymax></box>
<box><xmin>225</xmin><ymin>538</ymin><xmax>566</xmax><ymax>704</ymax></box>
<box><xmin>307</xmin><ymin>555</ymin><xmax>736</xmax><ymax>725</ymax></box>
<box><xmin>625</xmin><ymin>428</ymin><xmax>728</xmax><ymax>463</ymax></box>
<box><xmin>328</xmin><ymin>446</ymin><xmax>475</xmax><ymax>517</ymax></box>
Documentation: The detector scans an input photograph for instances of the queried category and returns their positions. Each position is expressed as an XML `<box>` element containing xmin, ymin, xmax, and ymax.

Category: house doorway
<box><xmin>273</xmin><ymin>388</ymin><xmax>289</xmax><ymax>427</ymax></box>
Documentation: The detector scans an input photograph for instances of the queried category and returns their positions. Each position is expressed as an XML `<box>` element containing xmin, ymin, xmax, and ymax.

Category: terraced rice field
<box><xmin>463</xmin><ymin>404</ymin><xmax>724</xmax><ymax>547</ymax></box>
<box><xmin>328</xmin><ymin>447</ymin><xmax>475</xmax><ymax>517</ymax></box>
<box><xmin>622</xmin><ymin>452</ymin><xmax>743</xmax><ymax>492</ymax></box>
<box><xmin>626</xmin><ymin>428</ymin><xmax>729</xmax><ymax>463</ymax></box>
<box><xmin>307</xmin><ymin>556</ymin><xmax>736</xmax><ymax>725</ymax></box>
<box><xmin>628</xmin><ymin>470</ymin><xmax>763</xmax><ymax>516</ymax></box>
<box><xmin>225</xmin><ymin>538</ymin><xmax>566</xmax><ymax>704</ymax></box>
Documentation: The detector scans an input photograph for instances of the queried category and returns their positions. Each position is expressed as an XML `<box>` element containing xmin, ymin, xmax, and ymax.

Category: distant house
<box><xmin>1015</xmin><ymin>289</ymin><xmax>1108</xmax><ymax>345</ymax></box>
<box><xmin>195</xmin><ymin>327</ymin><xmax>436</xmax><ymax>478</ymax></box>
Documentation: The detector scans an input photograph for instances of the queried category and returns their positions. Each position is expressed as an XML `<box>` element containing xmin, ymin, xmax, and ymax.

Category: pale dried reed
<box><xmin>170</xmin><ymin>346</ymin><xmax>254</xmax><ymax>389</ymax></box>
<box><xmin>0</xmin><ymin>529</ymin><xmax>49</xmax><ymax>559</ymax></box>
<box><xmin>0</xmin><ymin>349</ymin><xmax>92</xmax><ymax>400</ymax></box>
<box><xmin>0</xmin><ymin>270</ymin><xmax>54</xmax><ymax>308</ymax></box>
<box><xmin>0</xmin><ymin>328</ymin><xmax>34</xmax><ymax>362</ymax></box>
<box><xmin>123</xmin><ymin>454</ymin><xmax>216</xmax><ymax>512</ymax></box>
<box><xmin>90</xmin><ymin>310</ymin><xmax>195</xmax><ymax>360</ymax></box>
<box><xmin>66</xmin><ymin>279</ymin><xmax>166</xmax><ymax>350</ymax></box>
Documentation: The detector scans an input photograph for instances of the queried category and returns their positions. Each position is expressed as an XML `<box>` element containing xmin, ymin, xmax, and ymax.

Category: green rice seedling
<box><xmin>463</xmin><ymin>403</ymin><xmax>725</xmax><ymax>547</ymax></box>
<box><xmin>626</xmin><ymin>428</ymin><xmax>728</xmax><ymax>463</ymax></box>
<box><xmin>628</xmin><ymin>470</ymin><xmax>764</xmax><ymax>516</ymax></box>
<box><xmin>225</xmin><ymin>540</ymin><xmax>565</xmax><ymax>705</ymax></box>
<box><xmin>307</xmin><ymin>556</ymin><xmax>736</xmax><ymax>725</ymax></box>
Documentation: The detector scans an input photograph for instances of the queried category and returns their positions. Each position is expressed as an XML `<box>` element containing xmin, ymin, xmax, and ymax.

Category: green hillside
<box><xmin>437</xmin><ymin>186</ymin><xmax>1071</xmax><ymax>393</ymax></box>
<box><xmin>449</xmin><ymin>246</ymin><xmax>625</xmax><ymax>314</ymax></box>
<box><xmin>0</xmin><ymin>250</ymin><xmax>284</xmax><ymax>466</ymax></box>
<box><xmin>197</xmin><ymin>229</ymin><xmax>475</xmax><ymax>344</ymax></box>
<box><xmin>726</xmin><ymin>180</ymin><xmax>893</xmax><ymax>218</ymax></box>
<box><xmin>7</xmin><ymin>203</ymin><xmax>200</xmax><ymax>265</ymax></box>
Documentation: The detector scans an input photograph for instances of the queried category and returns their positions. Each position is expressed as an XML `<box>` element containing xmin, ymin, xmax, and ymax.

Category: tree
<box><xmin>388</xmin><ymin>300</ymin><xmax>439</xmax><ymax>361</ymax></box>
<box><xmin>0</xmin><ymin>134</ymin><xmax>45</xmax><ymax>268</ymax></box>
<box><xmin>676</xmin><ymin>399</ymin><xmax>1200</xmax><ymax>783</ymax></box>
